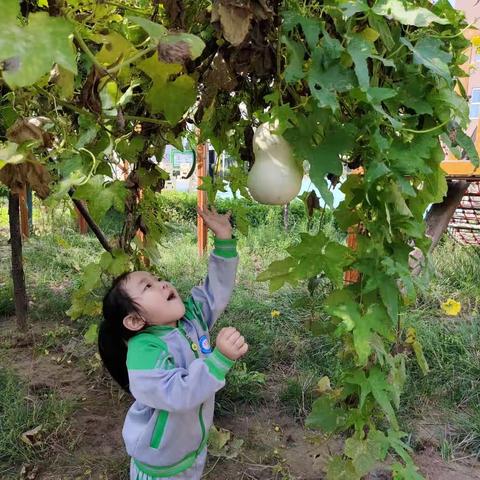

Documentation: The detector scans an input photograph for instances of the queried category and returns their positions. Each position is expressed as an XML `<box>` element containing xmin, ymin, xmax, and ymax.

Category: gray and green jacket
<box><xmin>122</xmin><ymin>238</ymin><xmax>238</xmax><ymax>478</ymax></box>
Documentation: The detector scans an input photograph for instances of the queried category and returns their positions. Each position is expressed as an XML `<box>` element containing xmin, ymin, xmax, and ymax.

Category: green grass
<box><xmin>418</xmin><ymin>237</ymin><xmax>480</xmax><ymax>314</ymax></box>
<box><xmin>0</xmin><ymin>369</ymin><xmax>74</xmax><ymax>476</ymax></box>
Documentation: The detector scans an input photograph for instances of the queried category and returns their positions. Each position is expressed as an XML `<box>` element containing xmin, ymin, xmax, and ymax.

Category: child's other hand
<box><xmin>197</xmin><ymin>206</ymin><xmax>232</xmax><ymax>240</ymax></box>
<box><xmin>215</xmin><ymin>327</ymin><xmax>248</xmax><ymax>361</ymax></box>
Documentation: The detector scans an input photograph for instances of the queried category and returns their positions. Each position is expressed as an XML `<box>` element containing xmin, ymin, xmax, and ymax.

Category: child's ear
<box><xmin>123</xmin><ymin>314</ymin><xmax>145</xmax><ymax>332</ymax></box>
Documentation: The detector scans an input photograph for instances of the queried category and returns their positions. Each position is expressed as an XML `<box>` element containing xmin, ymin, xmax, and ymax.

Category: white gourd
<box><xmin>247</xmin><ymin>122</ymin><xmax>303</xmax><ymax>205</ymax></box>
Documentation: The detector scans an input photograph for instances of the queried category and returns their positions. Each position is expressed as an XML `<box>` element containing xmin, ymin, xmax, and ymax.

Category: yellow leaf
<box><xmin>472</xmin><ymin>36</ymin><xmax>480</xmax><ymax>48</ymax></box>
<box><xmin>271</xmin><ymin>309</ymin><xmax>280</xmax><ymax>318</ymax></box>
<box><xmin>317</xmin><ymin>376</ymin><xmax>332</xmax><ymax>394</ymax></box>
<box><xmin>440</xmin><ymin>299</ymin><xmax>461</xmax><ymax>316</ymax></box>
<box><xmin>405</xmin><ymin>327</ymin><xmax>416</xmax><ymax>344</ymax></box>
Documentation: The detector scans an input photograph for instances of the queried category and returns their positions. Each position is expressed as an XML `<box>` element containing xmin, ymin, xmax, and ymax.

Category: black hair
<box><xmin>98</xmin><ymin>271</ymin><xmax>141</xmax><ymax>393</ymax></box>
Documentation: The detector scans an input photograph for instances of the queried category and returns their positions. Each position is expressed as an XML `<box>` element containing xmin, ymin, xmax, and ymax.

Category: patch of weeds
<box><xmin>0</xmin><ymin>281</ymin><xmax>15</xmax><ymax>317</ymax></box>
<box><xmin>279</xmin><ymin>376</ymin><xmax>316</xmax><ymax>418</ymax></box>
<box><xmin>35</xmin><ymin>324</ymin><xmax>76</xmax><ymax>353</ymax></box>
<box><xmin>217</xmin><ymin>362</ymin><xmax>266</xmax><ymax>414</ymax></box>
<box><xmin>0</xmin><ymin>369</ymin><xmax>74</xmax><ymax>471</ymax></box>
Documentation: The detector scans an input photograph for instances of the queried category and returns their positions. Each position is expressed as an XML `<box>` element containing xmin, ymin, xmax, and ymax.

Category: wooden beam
<box><xmin>197</xmin><ymin>143</ymin><xmax>208</xmax><ymax>257</ymax></box>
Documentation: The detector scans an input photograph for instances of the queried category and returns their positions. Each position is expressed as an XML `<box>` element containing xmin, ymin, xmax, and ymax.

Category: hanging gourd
<box><xmin>247</xmin><ymin>122</ymin><xmax>303</xmax><ymax>205</ymax></box>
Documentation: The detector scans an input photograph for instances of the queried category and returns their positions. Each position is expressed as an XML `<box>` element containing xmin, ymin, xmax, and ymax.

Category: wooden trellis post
<box><xmin>197</xmin><ymin>143</ymin><xmax>208</xmax><ymax>257</ymax></box>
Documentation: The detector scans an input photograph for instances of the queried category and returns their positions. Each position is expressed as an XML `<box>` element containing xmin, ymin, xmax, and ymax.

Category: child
<box><xmin>98</xmin><ymin>206</ymin><xmax>247</xmax><ymax>480</ymax></box>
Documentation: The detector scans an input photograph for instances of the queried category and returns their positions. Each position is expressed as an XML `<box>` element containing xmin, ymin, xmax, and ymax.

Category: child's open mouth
<box><xmin>167</xmin><ymin>292</ymin><xmax>176</xmax><ymax>301</ymax></box>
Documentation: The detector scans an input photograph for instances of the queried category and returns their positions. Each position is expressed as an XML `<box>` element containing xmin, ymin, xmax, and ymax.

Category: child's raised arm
<box><xmin>187</xmin><ymin>207</ymin><xmax>238</xmax><ymax>330</ymax></box>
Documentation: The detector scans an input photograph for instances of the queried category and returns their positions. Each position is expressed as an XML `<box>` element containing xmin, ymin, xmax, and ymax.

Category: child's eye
<box><xmin>145</xmin><ymin>283</ymin><xmax>152</xmax><ymax>289</ymax></box>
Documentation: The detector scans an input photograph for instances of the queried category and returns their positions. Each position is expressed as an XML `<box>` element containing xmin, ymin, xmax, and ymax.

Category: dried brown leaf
<box><xmin>157</xmin><ymin>40</ymin><xmax>191</xmax><ymax>64</ymax></box>
<box><xmin>212</xmin><ymin>1</ymin><xmax>253</xmax><ymax>46</ymax></box>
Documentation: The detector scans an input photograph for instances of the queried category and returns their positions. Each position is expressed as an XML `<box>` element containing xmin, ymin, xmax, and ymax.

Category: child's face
<box><xmin>123</xmin><ymin>271</ymin><xmax>185</xmax><ymax>327</ymax></box>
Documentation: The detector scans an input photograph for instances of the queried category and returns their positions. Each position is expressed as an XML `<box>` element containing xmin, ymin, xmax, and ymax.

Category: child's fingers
<box><xmin>233</xmin><ymin>335</ymin><xmax>245</xmax><ymax>348</ymax></box>
<box><xmin>218</xmin><ymin>326</ymin><xmax>237</xmax><ymax>340</ymax></box>
<box><xmin>238</xmin><ymin>343</ymin><xmax>248</xmax><ymax>356</ymax></box>
<box><xmin>227</xmin><ymin>330</ymin><xmax>242</xmax><ymax>343</ymax></box>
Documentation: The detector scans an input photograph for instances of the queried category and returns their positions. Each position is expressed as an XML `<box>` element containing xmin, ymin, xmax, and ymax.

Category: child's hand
<box><xmin>197</xmin><ymin>206</ymin><xmax>232</xmax><ymax>240</ymax></box>
<box><xmin>215</xmin><ymin>327</ymin><xmax>248</xmax><ymax>361</ymax></box>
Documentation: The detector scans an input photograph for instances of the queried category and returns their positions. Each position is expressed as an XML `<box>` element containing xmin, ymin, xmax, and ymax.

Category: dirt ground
<box><xmin>1</xmin><ymin>318</ymin><xmax>480</xmax><ymax>480</ymax></box>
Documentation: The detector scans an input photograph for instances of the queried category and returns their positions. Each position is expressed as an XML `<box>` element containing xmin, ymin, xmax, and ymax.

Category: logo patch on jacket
<box><xmin>199</xmin><ymin>335</ymin><xmax>212</xmax><ymax>354</ymax></box>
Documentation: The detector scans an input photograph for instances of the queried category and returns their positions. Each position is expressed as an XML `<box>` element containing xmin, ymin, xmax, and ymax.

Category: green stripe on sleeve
<box><xmin>204</xmin><ymin>349</ymin><xmax>234</xmax><ymax>381</ymax></box>
<box><xmin>213</xmin><ymin>237</ymin><xmax>238</xmax><ymax>258</ymax></box>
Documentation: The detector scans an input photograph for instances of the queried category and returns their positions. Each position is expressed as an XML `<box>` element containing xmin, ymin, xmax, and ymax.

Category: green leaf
<box><xmin>368</xmin><ymin>13</ymin><xmax>395</xmax><ymax>50</ymax></box>
<box><xmin>198</xmin><ymin>176</ymin><xmax>227</xmax><ymax>204</ymax></box>
<box><xmin>326</xmin><ymin>456</ymin><xmax>360</xmax><ymax>480</ymax></box>
<box><xmin>91</xmin><ymin>31</ymin><xmax>137</xmax><ymax>69</ymax></box>
<box><xmin>282</xmin><ymin>36</ymin><xmax>306</xmax><ymax>83</ymax></box>
<box><xmin>345</xmin><ymin>430</ymin><xmax>389</xmax><ymax>477</ymax></box>
<box><xmin>0</xmin><ymin>4</ymin><xmax>77</xmax><ymax>88</ymax></box>
<box><xmin>73</xmin><ymin>176</ymin><xmax>128</xmax><ymax>222</ymax></box>
<box><xmin>139</xmin><ymin>54</ymin><xmax>196</xmax><ymax>124</ymax></box>
<box><xmin>373</xmin><ymin>0</ymin><xmax>449</xmax><ymax>27</ymax></box>
<box><xmin>389</xmin><ymin>355</ymin><xmax>406</xmax><ymax>408</ymax></box>
<box><xmin>429</xmin><ymin>86</ymin><xmax>468</xmax><ymax>124</ymax></box>
<box><xmin>306</xmin><ymin>396</ymin><xmax>348</xmax><ymax>433</ymax></box>
<box><xmin>365</xmin><ymin>162</ymin><xmax>390</xmax><ymax>185</ymax></box>
<box><xmin>347</xmin><ymin>36</ymin><xmax>373</xmax><ymax>90</ymax></box>
<box><xmin>146</xmin><ymin>74</ymin><xmax>196</xmax><ymax>124</ymax></box>
<box><xmin>325</xmin><ymin>289</ymin><xmax>361</xmax><ymax>332</ymax></box>
<box><xmin>338</xmin><ymin>0</ymin><xmax>370</xmax><ymax>19</ymax></box>
<box><xmin>368</xmin><ymin>367</ymin><xmax>399</xmax><ymax>430</ymax></box>
<box><xmin>308</xmin><ymin>52</ymin><xmax>355</xmax><ymax>110</ymax></box>
<box><xmin>282</xmin><ymin>11</ymin><xmax>321</xmax><ymax>50</ymax></box>
<box><xmin>256</xmin><ymin>257</ymin><xmax>299</xmax><ymax>292</ymax></box>
<box><xmin>309</xmin><ymin>123</ymin><xmax>357</xmax><ymax>188</ymax></box>
<box><xmin>392</xmin><ymin>461</ymin><xmax>424</xmax><ymax>480</ymax></box>
<box><xmin>208</xmin><ymin>425</ymin><xmax>231</xmax><ymax>452</ymax></box>
<box><xmin>346</xmin><ymin>367</ymin><xmax>399</xmax><ymax>430</ymax></box>
<box><xmin>455</xmin><ymin>129</ymin><xmax>480</xmax><ymax>167</ymax></box>
<box><xmin>258</xmin><ymin>232</ymin><xmax>352</xmax><ymax>291</ymax></box>
<box><xmin>400</xmin><ymin>37</ymin><xmax>452</xmax><ymax>82</ymax></box>
<box><xmin>0</xmin><ymin>142</ymin><xmax>27</xmax><ymax>167</ymax></box>
<box><xmin>100</xmin><ymin>250</ymin><xmax>132</xmax><ymax>277</ymax></box>
<box><xmin>128</xmin><ymin>16</ymin><xmax>168</xmax><ymax>40</ymax></box>
<box><xmin>387</xmin><ymin>430</ymin><xmax>414</xmax><ymax>462</ymax></box>
<box><xmin>231</xmin><ymin>202</ymin><xmax>250</xmax><ymax>236</ymax></box>
<box><xmin>84</xmin><ymin>323</ymin><xmax>98</xmax><ymax>345</ymax></box>
<box><xmin>378</xmin><ymin>276</ymin><xmax>399</xmax><ymax>323</ymax></box>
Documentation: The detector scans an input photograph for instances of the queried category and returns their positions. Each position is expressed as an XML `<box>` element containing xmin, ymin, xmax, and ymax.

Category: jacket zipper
<box><xmin>179</xmin><ymin>326</ymin><xmax>206</xmax><ymax>452</ymax></box>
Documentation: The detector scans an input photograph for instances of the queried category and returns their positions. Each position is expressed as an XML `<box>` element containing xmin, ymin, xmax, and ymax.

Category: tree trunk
<box><xmin>409</xmin><ymin>180</ymin><xmax>469</xmax><ymax>276</ymax></box>
<box><xmin>8</xmin><ymin>192</ymin><xmax>28</xmax><ymax>330</ymax></box>
<box><xmin>425</xmin><ymin>180</ymin><xmax>469</xmax><ymax>250</ymax></box>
